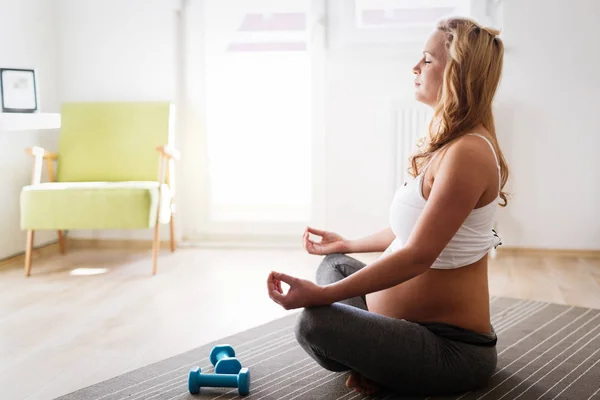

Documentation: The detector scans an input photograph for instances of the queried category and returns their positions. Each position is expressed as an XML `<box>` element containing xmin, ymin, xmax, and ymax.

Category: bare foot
<box><xmin>345</xmin><ymin>371</ymin><xmax>381</xmax><ymax>396</ymax></box>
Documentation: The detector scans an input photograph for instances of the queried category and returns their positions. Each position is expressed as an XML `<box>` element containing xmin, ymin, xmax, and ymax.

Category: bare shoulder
<box><xmin>437</xmin><ymin>133</ymin><xmax>498</xmax><ymax>174</ymax></box>
<box><xmin>430</xmin><ymin>133</ymin><xmax>499</xmax><ymax>203</ymax></box>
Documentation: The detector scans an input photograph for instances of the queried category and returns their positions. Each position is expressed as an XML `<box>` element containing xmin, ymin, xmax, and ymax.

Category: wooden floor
<box><xmin>0</xmin><ymin>245</ymin><xmax>599</xmax><ymax>400</ymax></box>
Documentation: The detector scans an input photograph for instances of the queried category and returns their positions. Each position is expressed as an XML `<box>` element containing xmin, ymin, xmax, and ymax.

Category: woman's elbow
<box><xmin>405</xmin><ymin>245</ymin><xmax>438</xmax><ymax>272</ymax></box>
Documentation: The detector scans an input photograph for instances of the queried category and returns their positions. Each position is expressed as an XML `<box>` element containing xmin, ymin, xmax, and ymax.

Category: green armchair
<box><xmin>20</xmin><ymin>102</ymin><xmax>179</xmax><ymax>276</ymax></box>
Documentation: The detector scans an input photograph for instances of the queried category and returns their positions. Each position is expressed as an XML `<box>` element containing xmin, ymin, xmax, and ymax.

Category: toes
<box><xmin>346</xmin><ymin>373</ymin><xmax>359</xmax><ymax>389</ymax></box>
<box><xmin>358</xmin><ymin>377</ymin><xmax>380</xmax><ymax>396</ymax></box>
<box><xmin>346</xmin><ymin>371</ymin><xmax>381</xmax><ymax>397</ymax></box>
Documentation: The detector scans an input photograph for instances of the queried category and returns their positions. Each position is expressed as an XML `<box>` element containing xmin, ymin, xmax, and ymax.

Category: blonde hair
<box><xmin>409</xmin><ymin>17</ymin><xmax>510</xmax><ymax>206</ymax></box>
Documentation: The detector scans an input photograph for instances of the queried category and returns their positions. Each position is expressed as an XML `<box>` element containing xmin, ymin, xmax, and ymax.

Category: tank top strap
<box><xmin>465</xmin><ymin>133</ymin><xmax>501</xmax><ymax>193</ymax></box>
<box><xmin>465</xmin><ymin>134</ymin><xmax>500</xmax><ymax>169</ymax></box>
<box><xmin>420</xmin><ymin>152</ymin><xmax>440</xmax><ymax>176</ymax></box>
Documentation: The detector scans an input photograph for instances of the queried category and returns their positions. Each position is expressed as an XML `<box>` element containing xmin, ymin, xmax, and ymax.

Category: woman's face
<box><xmin>413</xmin><ymin>30</ymin><xmax>448</xmax><ymax>107</ymax></box>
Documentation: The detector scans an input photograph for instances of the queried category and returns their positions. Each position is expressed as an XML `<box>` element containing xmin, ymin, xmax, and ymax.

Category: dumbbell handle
<box><xmin>199</xmin><ymin>373</ymin><xmax>239</xmax><ymax>388</ymax></box>
<box><xmin>189</xmin><ymin>367</ymin><xmax>250</xmax><ymax>396</ymax></box>
<box><xmin>214</xmin><ymin>350</ymin><xmax>233</xmax><ymax>361</ymax></box>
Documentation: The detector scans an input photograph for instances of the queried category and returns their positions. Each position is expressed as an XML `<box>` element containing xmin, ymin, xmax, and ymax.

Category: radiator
<box><xmin>392</xmin><ymin>101</ymin><xmax>432</xmax><ymax>188</ymax></box>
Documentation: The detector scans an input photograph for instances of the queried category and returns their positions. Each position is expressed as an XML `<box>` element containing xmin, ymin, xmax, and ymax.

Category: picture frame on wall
<box><xmin>0</xmin><ymin>68</ymin><xmax>38</xmax><ymax>113</ymax></box>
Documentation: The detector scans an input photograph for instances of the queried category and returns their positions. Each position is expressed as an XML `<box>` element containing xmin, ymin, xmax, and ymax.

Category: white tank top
<box><xmin>383</xmin><ymin>134</ymin><xmax>502</xmax><ymax>269</ymax></box>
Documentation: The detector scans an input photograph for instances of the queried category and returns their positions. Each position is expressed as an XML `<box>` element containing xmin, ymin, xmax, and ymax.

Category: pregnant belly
<box><xmin>365</xmin><ymin>265</ymin><xmax>493</xmax><ymax>333</ymax></box>
<box><xmin>365</xmin><ymin>285</ymin><xmax>434</xmax><ymax>321</ymax></box>
<box><xmin>366</xmin><ymin>289</ymin><xmax>407</xmax><ymax>318</ymax></box>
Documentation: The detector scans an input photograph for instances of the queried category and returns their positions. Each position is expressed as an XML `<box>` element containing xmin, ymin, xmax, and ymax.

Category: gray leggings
<box><xmin>294</xmin><ymin>253</ymin><xmax>498</xmax><ymax>397</ymax></box>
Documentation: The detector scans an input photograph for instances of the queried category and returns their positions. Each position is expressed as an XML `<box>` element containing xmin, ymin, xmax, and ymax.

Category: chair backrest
<box><xmin>57</xmin><ymin>102</ymin><xmax>174</xmax><ymax>182</ymax></box>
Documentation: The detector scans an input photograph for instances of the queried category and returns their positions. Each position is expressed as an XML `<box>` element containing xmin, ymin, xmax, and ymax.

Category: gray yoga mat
<box><xmin>57</xmin><ymin>297</ymin><xmax>600</xmax><ymax>400</ymax></box>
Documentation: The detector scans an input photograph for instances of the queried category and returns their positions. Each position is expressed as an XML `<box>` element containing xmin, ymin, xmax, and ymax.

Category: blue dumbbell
<box><xmin>210</xmin><ymin>345</ymin><xmax>242</xmax><ymax>374</ymax></box>
<box><xmin>188</xmin><ymin>367</ymin><xmax>250</xmax><ymax>396</ymax></box>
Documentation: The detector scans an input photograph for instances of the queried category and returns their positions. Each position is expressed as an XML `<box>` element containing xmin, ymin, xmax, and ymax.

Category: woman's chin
<box><xmin>414</xmin><ymin>93</ymin><xmax>433</xmax><ymax>107</ymax></box>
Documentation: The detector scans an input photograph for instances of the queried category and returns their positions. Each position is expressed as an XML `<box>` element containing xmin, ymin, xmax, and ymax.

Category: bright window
<box><xmin>203</xmin><ymin>0</ymin><xmax>313</xmax><ymax>224</ymax></box>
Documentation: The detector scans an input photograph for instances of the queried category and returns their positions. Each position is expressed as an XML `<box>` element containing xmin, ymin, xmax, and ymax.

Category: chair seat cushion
<box><xmin>20</xmin><ymin>181</ymin><xmax>171</xmax><ymax>230</ymax></box>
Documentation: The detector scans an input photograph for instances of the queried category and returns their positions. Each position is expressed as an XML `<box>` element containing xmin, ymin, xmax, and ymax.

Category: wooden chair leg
<box><xmin>152</xmin><ymin>222</ymin><xmax>161</xmax><ymax>275</ymax></box>
<box><xmin>169</xmin><ymin>214</ymin><xmax>176</xmax><ymax>252</ymax></box>
<box><xmin>58</xmin><ymin>230</ymin><xmax>66</xmax><ymax>254</ymax></box>
<box><xmin>25</xmin><ymin>230</ymin><xmax>34</xmax><ymax>277</ymax></box>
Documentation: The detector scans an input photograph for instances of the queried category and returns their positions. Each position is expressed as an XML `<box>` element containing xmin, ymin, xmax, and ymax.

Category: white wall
<box><xmin>56</xmin><ymin>0</ymin><xmax>178</xmax><ymax>241</ymax></box>
<box><xmin>0</xmin><ymin>0</ymin><xmax>61</xmax><ymax>260</ymax></box>
<box><xmin>57</xmin><ymin>0</ymin><xmax>176</xmax><ymax>103</ymax></box>
<box><xmin>493</xmin><ymin>0</ymin><xmax>600</xmax><ymax>249</ymax></box>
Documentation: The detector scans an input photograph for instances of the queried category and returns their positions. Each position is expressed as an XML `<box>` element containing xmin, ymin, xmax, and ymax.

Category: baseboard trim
<box><xmin>0</xmin><ymin>241</ymin><xmax>60</xmax><ymax>267</ymax></box>
<box><xmin>497</xmin><ymin>246</ymin><xmax>600</xmax><ymax>258</ymax></box>
<box><xmin>68</xmin><ymin>238</ymin><xmax>172</xmax><ymax>250</ymax></box>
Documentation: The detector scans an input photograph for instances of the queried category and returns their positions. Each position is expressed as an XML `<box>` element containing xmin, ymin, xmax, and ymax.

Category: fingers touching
<box><xmin>306</xmin><ymin>226</ymin><xmax>326</xmax><ymax>236</ymax></box>
<box><xmin>303</xmin><ymin>227</ymin><xmax>323</xmax><ymax>255</ymax></box>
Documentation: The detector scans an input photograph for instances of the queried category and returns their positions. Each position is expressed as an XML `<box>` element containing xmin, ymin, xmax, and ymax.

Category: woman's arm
<box><xmin>322</xmin><ymin>138</ymin><xmax>492</xmax><ymax>303</ymax></box>
<box><xmin>344</xmin><ymin>227</ymin><xmax>396</xmax><ymax>253</ymax></box>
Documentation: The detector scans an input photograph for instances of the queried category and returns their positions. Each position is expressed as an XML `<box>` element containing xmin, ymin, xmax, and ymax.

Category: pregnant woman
<box><xmin>267</xmin><ymin>16</ymin><xmax>509</xmax><ymax>397</ymax></box>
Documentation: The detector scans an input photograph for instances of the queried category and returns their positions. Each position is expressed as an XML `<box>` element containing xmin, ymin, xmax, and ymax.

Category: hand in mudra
<box><xmin>303</xmin><ymin>226</ymin><xmax>347</xmax><ymax>255</ymax></box>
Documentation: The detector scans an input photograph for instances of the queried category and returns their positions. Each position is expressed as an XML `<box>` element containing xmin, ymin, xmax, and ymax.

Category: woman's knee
<box><xmin>315</xmin><ymin>254</ymin><xmax>340</xmax><ymax>284</ymax></box>
<box><xmin>294</xmin><ymin>307</ymin><xmax>318</xmax><ymax>345</ymax></box>
<box><xmin>294</xmin><ymin>307</ymin><xmax>349</xmax><ymax>372</ymax></box>
<box><xmin>317</xmin><ymin>253</ymin><xmax>346</xmax><ymax>270</ymax></box>
<box><xmin>294</xmin><ymin>306</ymin><xmax>331</xmax><ymax>347</ymax></box>
<box><xmin>316</xmin><ymin>253</ymin><xmax>356</xmax><ymax>281</ymax></box>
